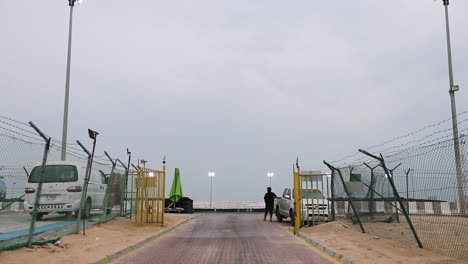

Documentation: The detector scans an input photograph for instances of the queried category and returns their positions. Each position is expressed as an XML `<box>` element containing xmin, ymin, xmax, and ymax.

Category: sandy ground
<box><xmin>0</xmin><ymin>214</ymin><xmax>189</xmax><ymax>264</ymax></box>
<box><xmin>301</xmin><ymin>221</ymin><xmax>468</xmax><ymax>264</ymax></box>
<box><xmin>337</xmin><ymin>215</ymin><xmax>468</xmax><ymax>261</ymax></box>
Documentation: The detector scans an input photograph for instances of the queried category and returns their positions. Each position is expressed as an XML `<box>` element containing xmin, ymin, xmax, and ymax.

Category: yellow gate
<box><xmin>293</xmin><ymin>166</ymin><xmax>331</xmax><ymax>234</ymax></box>
<box><xmin>133</xmin><ymin>167</ymin><xmax>166</xmax><ymax>226</ymax></box>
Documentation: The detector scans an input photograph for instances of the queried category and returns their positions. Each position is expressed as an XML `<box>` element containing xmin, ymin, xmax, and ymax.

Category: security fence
<box><xmin>324</xmin><ymin>111</ymin><xmax>468</xmax><ymax>261</ymax></box>
<box><xmin>0</xmin><ymin>115</ymin><xmax>129</xmax><ymax>251</ymax></box>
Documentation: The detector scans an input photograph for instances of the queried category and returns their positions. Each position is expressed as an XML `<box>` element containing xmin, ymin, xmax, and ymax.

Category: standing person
<box><xmin>264</xmin><ymin>187</ymin><xmax>277</xmax><ymax>221</ymax></box>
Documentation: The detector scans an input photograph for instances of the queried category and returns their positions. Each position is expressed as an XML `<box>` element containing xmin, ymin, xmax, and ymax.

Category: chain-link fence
<box><xmin>0</xmin><ymin>116</ymin><xmax>129</xmax><ymax>251</ymax></box>
<box><xmin>325</xmin><ymin>112</ymin><xmax>468</xmax><ymax>261</ymax></box>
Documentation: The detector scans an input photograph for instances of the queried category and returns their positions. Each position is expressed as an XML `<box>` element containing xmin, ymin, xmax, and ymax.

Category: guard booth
<box><xmin>131</xmin><ymin>167</ymin><xmax>166</xmax><ymax>226</ymax></box>
<box><xmin>299</xmin><ymin>170</ymin><xmax>331</xmax><ymax>227</ymax></box>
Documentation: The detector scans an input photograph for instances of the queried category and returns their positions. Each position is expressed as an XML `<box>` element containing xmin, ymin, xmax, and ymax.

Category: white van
<box><xmin>24</xmin><ymin>161</ymin><xmax>107</xmax><ymax>220</ymax></box>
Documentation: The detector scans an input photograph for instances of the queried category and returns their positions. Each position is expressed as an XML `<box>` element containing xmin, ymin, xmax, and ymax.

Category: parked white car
<box><xmin>274</xmin><ymin>187</ymin><xmax>330</xmax><ymax>225</ymax></box>
<box><xmin>24</xmin><ymin>161</ymin><xmax>107</xmax><ymax>220</ymax></box>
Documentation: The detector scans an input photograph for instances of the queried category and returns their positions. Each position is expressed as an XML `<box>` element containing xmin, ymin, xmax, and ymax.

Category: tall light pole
<box><xmin>61</xmin><ymin>0</ymin><xmax>85</xmax><ymax>160</ymax></box>
<box><xmin>440</xmin><ymin>0</ymin><xmax>466</xmax><ymax>215</ymax></box>
<box><xmin>267</xmin><ymin>172</ymin><xmax>274</xmax><ymax>187</ymax></box>
<box><xmin>208</xmin><ymin>172</ymin><xmax>215</xmax><ymax>209</ymax></box>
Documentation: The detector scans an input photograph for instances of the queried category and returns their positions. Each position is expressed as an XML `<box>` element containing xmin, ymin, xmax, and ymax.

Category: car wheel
<box><xmin>276</xmin><ymin>207</ymin><xmax>283</xmax><ymax>222</ymax></box>
<box><xmin>35</xmin><ymin>213</ymin><xmax>45</xmax><ymax>221</ymax></box>
<box><xmin>82</xmin><ymin>198</ymin><xmax>91</xmax><ymax>219</ymax></box>
<box><xmin>290</xmin><ymin>210</ymin><xmax>295</xmax><ymax>226</ymax></box>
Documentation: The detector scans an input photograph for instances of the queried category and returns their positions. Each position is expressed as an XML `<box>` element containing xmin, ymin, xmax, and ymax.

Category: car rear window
<box><xmin>29</xmin><ymin>165</ymin><xmax>78</xmax><ymax>183</ymax></box>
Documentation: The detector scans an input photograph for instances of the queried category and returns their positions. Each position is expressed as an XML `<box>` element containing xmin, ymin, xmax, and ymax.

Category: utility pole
<box><xmin>441</xmin><ymin>0</ymin><xmax>466</xmax><ymax>215</ymax></box>
<box><xmin>61</xmin><ymin>0</ymin><xmax>78</xmax><ymax>160</ymax></box>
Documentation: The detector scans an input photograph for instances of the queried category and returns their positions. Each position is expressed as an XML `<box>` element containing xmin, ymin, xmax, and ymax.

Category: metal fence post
<box><xmin>26</xmin><ymin>122</ymin><xmax>51</xmax><ymax>247</ymax></box>
<box><xmin>130</xmin><ymin>163</ymin><xmax>139</xmax><ymax>220</ymax></box>
<box><xmin>330</xmin><ymin>169</ymin><xmax>336</xmax><ymax>221</ymax></box>
<box><xmin>359</xmin><ymin>149</ymin><xmax>423</xmax><ymax>248</ymax></box>
<box><xmin>363</xmin><ymin>163</ymin><xmax>379</xmax><ymax>218</ymax></box>
<box><xmin>116</xmin><ymin>158</ymin><xmax>128</xmax><ymax>217</ymax></box>
<box><xmin>100</xmin><ymin>151</ymin><xmax>116</xmax><ymax>223</ymax></box>
<box><xmin>405</xmin><ymin>168</ymin><xmax>412</xmax><ymax>214</ymax></box>
<box><xmin>75</xmin><ymin>140</ymin><xmax>91</xmax><ymax>234</ymax></box>
<box><xmin>124</xmin><ymin>149</ymin><xmax>131</xmax><ymax>218</ymax></box>
<box><xmin>387</xmin><ymin>163</ymin><xmax>402</xmax><ymax>223</ymax></box>
<box><xmin>324</xmin><ymin>161</ymin><xmax>365</xmax><ymax>233</ymax></box>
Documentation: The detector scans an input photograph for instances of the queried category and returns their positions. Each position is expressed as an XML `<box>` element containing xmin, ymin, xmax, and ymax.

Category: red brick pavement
<box><xmin>114</xmin><ymin>213</ymin><xmax>335</xmax><ymax>264</ymax></box>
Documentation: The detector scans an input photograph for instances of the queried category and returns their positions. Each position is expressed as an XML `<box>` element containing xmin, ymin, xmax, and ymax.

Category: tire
<box><xmin>276</xmin><ymin>207</ymin><xmax>283</xmax><ymax>222</ymax></box>
<box><xmin>82</xmin><ymin>198</ymin><xmax>91</xmax><ymax>219</ymax></box>
<box><xmin>35</xmin><ymin>213</ymin><xmax>45</xmax><ymax>221</ymax></box>
<box><xmin>290</xmin><ymin>210</ymin><xmax>295</xmax><ymax>226</ymax></box>
<box><xmin>64</xmin><ymin>212</ymin><xmax>73</xmax><ymax>217</ymax></box>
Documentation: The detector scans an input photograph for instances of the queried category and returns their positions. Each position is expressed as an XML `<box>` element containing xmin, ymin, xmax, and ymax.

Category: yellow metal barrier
<box><xmin>293</xmin><ymin>165</ymin><xmax>331</xmax><ymax>234</ymax></box>
<box><xmin>293</xmin><ymin>167</ymin><xmax>301</xmax><ymax>234</ymax></box>
<box><xmin>132</xmin><ymin>165</ymin><xmax>166</xmax><ymax>226</ymax></box>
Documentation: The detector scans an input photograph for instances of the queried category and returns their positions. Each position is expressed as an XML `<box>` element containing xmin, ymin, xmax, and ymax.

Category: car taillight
<box><xmin>25</xmin><ymin>187</ymin><xmax>35</xmax><ymax>194</ymax></box>
<box><xmin>67</xmin><ymin>186</ymin><xmax>82</xmax><ymax>192</ymax></box>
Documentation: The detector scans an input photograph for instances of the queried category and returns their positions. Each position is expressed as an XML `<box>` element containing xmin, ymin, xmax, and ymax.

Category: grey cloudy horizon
<box><xmin>1</xmin><ymin>0</ymin><xmax>467</xmax><ymax>201</ymax></box>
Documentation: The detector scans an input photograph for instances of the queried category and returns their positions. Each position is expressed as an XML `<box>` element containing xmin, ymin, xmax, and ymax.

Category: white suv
<box><xmin>24</xmin><ymin>161</ymin><xmax>107</xmax><ymax>220</ymax></box>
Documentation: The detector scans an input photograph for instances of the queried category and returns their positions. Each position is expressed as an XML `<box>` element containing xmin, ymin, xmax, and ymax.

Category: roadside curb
<box><xmin>296</xmin><ymin>230</ymin><xmax>359</xmax><ymax>264</ymax></box>
<box><xmin>91</xmin><ymin>215</ymin><xmax>197</xmax><ymax>264</ymax></box>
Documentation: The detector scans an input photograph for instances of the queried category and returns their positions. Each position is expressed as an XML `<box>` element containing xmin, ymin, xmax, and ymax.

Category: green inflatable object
<box><xmin>169</xmin><ymin>168</ymin><xmax>183</xmax><ymax>203</ymax></box>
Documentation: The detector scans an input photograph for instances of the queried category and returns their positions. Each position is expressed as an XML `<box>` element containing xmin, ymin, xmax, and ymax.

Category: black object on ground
<box><xmin>165</xmin><ymin>197</ymin><xmax>193</xmax><ymax>214</ymax></box>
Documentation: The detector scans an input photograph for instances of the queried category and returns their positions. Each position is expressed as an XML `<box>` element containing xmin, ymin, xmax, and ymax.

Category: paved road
<box><xmin>114</xmin><ymin>213</ymin><xmax>337</xmax><ymax>264</ymax></box>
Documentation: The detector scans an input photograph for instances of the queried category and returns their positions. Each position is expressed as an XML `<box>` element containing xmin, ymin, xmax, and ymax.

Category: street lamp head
<box><xmin>208</xmin><ymin>172</ymin><xmax>215</xmax><ymax>177</ymax></box>
<box><xmin>267</xmin><ymin>172</ymin><xmax>274</xmax><ymax>178</ymax></box>
<box><xmin>88</xmin><ymin>129</ymin><xmax>99</xmax><ymax>140</ymax></box>
<box><xmin>68</xmin><ymin>0</ymin><xmax>86</xmax><ymax>7</ymax></box>
<box><xmin>442</xmin><ymin>0</ymin><xmax>449</xmax><ymax>6</ymax></box>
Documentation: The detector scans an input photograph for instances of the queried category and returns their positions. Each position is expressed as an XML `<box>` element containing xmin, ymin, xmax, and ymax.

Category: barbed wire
<box><xmin>0</xmin><ymin>131</ymin><xmax>44</xmax><ymax>147</ymax></box>
<box><xmin>1</xmin><ymin>115</ymin><xmax>128</xmax><ymax>166</ymax></box>
<box><xmin>0</xmin><ymin>115</ymin><xmax>30</xmax><ymax>127</ymax></box>
<box><xmin>330</xmin><ymin>111</ymin><xmax>468</xmax><ymax>165</ymax></box>
<box><xmin>332</xmin><ymin>124</ymin><xmax>468</xmax><ymax>168</ymax></box>
<box><xmin>0</xmin><ymin>119</ymin><xmax>44</xmax><ymax>139</ymax></box>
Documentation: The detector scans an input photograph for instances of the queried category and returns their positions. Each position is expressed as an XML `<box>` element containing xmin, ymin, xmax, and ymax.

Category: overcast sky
<box><xmin>1</xmin><ymin>0</ymin><xmax>467</xmax><ymax>201</ymax></box>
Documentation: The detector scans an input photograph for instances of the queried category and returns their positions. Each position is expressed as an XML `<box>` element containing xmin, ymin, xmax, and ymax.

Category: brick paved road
<box><xmin>114</xmin><ymin>213</ymin><xmax>337</xmax><ymax>264</ymax></box>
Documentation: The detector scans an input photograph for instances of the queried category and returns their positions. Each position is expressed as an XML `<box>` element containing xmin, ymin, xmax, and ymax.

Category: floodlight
<box><xmin>88</xmin><ymin>129</ymin><xmax>99</xmax><ymax>140</ymax></box>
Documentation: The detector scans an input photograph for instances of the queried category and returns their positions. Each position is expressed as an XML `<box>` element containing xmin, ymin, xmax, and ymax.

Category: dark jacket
<box><xmin>264</xmin><ymin>192</ymin><xmax>277</xmax><ymax>208</ymax></box>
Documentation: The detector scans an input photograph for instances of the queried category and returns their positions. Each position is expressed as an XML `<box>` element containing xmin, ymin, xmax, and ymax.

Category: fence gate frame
<box><xmin>299</xmin><ymin>170</ymin><xmax>331</xmax><ymax>227</ymax></box>
<box><xmin>132</xmin><ymin>166</ymin><xmax>166</xmax><ymax>226</ymax></box>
